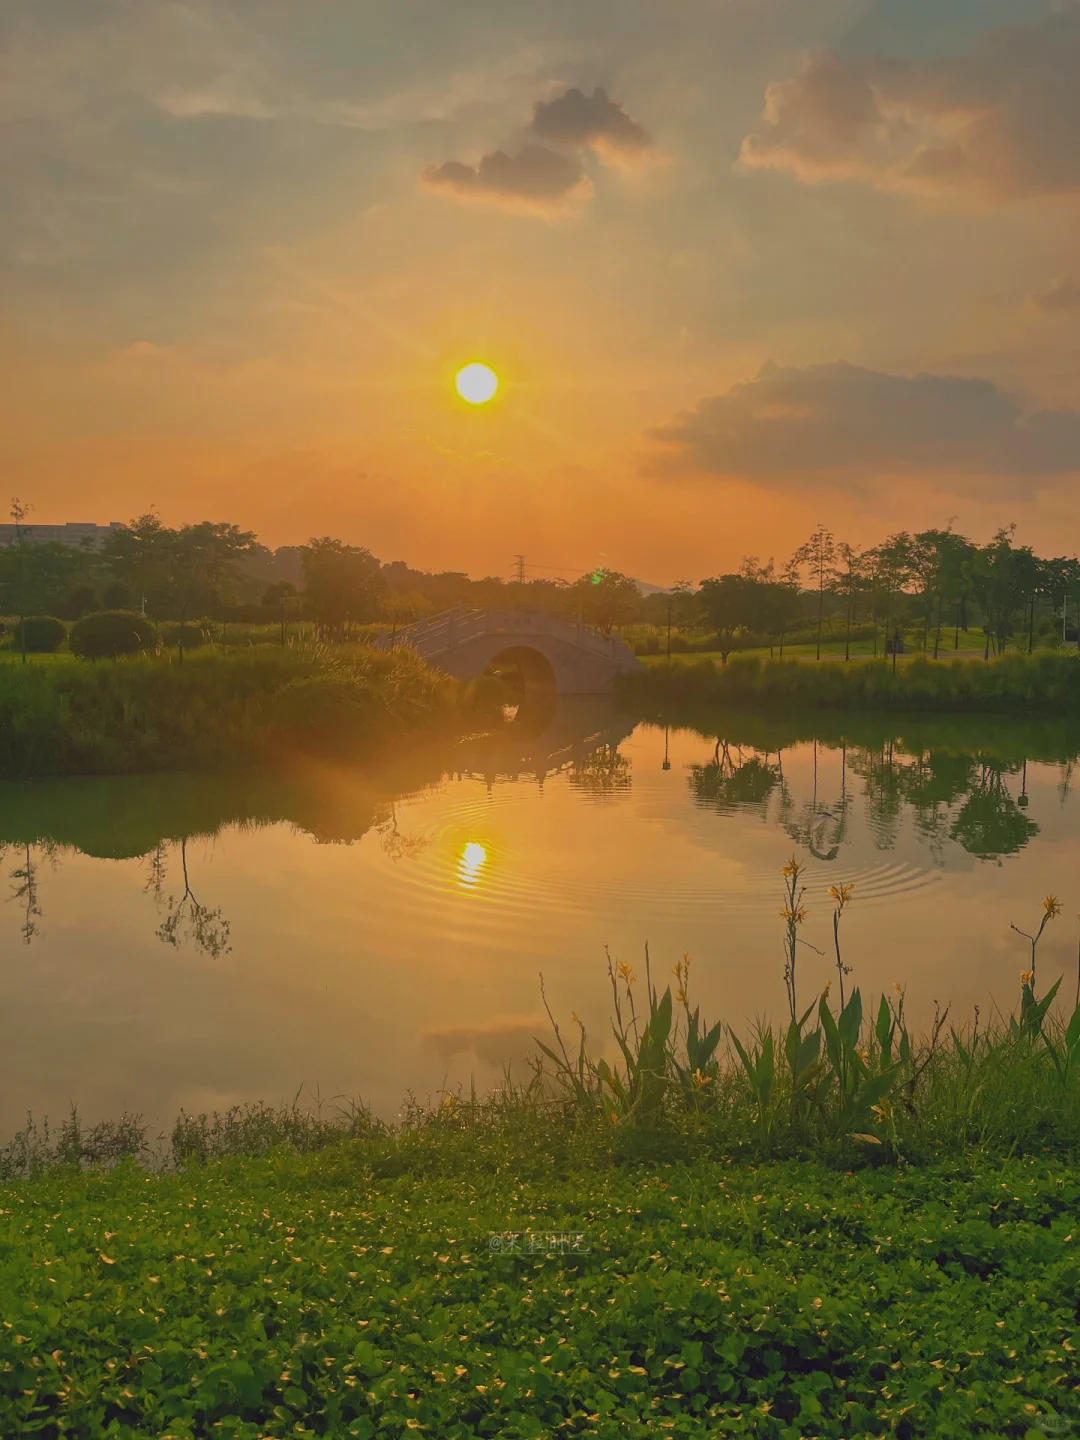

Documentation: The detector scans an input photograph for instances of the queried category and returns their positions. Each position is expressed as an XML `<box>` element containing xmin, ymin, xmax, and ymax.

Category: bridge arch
<box><xmin>376</xmin><ymin>607</ymin><xmax>642</xmax><ymax>695</ymax></box>
<box><xmin>486</xmin><ymin>644</ymin><xmax>558</xmax><ymax>694</ymax></box>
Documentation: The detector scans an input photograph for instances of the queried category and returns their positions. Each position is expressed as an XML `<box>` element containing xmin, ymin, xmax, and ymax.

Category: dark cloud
<box><xmin>1035</xmin><ymin>277</ymin><xmax>1080</xmax><ymax>314</ymax></box>
<box><xmin>649</xmin><ymin>360</ymin><xmax>1080</xmax><ymax>481</ymax></box>
<box><xmin>419</xmin><ymin>143</ymin><xmax>591</xmax><ymax>216</ymax></box>
<box><xmin>740</xmin><ymin>6</ymin><xmax>1080</xmax><ymax>200</ymax></box>
<box><xmin>531</xmin><ymin>86</ymin><xmax>650</xmax><ymax>157</ymax></box>
<box><xmin>419</xmin><ymin>84</ymin><xmax>649</xmax><ymax>218</ymax></box>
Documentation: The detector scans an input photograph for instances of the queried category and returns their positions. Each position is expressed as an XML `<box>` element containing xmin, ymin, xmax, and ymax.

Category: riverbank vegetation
<box><xmin>0</xmin><ymin>642</ymin><xmax>488</xmax><ymax>778</ymax></box>
<box><xmin>625</xmin><ymin>649</ymin><xmax>1080</xmax><ymax>714</ymax></box>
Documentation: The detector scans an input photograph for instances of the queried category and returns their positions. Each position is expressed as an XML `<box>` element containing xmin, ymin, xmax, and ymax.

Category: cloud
<box><xmin>419</xmin><ymin>83</ymin><xmax>649</xmax><ymax>217</ymax></box>
<box><xmin>649</xmin><ymin>360</ymin><xmax>1080</xmax><ymax>482</ymax></box>
<box><xmin>1035</xmin><ymin>277</ymin><xmax>1080</xmax><ymax>314</ymax></box>
<box><xmin>531</xmin><ymin>86</ymin><xmax>651</xmax><ymax>159</ymax></box>
<box><xmin>740</xmin><ymin>6</ymin><xmax>1080</xmax><ymax>200</ymax></box>
<box><xmin>420</xmin><ymin>143</ymin><xmax>592</xmax><ymax>216</ymax></box>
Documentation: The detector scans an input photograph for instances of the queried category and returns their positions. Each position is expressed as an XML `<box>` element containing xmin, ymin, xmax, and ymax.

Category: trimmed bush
<box><xmin>160</xmin><ymin>623</ymin><xmax>210</xmax><ymax>650</ymax></box>
<box><xmin>69</xmin><ymin>610</ymin><xmax>158</xmax><ymax>660</ymax></box>
<box><xmin>11</xmin><ymin>616</ymin><xmax>66</xmax><ymax>654</ymax></box>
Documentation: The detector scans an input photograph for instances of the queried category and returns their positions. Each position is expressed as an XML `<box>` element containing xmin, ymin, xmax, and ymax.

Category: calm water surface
<box><xmin>2</xmin><ymin>700</ymin><xmax>1079</xmax><ymax>1133</ymax></box>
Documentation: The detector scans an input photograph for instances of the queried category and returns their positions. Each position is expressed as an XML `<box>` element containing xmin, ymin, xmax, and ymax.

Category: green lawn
<box><xmin>1</xmin><ymin>1148</ymin><xmax>1077</xmax><ymax>1438</ymax></box>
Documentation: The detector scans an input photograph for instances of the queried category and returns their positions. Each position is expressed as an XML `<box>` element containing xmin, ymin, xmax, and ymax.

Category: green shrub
<box><xmin>69</xmin><ymin>610</ymin><xmax>158</xmax><ymax>660</ymax></box>
<box><xmin>160</xmin><ymin>622</ymin><xmax>209</xmax><ymax>650</ymax></box>
<box><xmin>11</xmin><ymin>616</ymin><xmax>66</xmax><ymax>653</ymax></box>
<box><xmin>0</xmin><ymin>644</ymin><xmax>465</xmax><ymax>776</ymax></box>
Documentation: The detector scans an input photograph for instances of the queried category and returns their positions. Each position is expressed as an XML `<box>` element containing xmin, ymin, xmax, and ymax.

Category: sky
<box><xmin>3</xmin><ymin>0</ymin><xmax>1080</xmax><ymax>584</ymax></box>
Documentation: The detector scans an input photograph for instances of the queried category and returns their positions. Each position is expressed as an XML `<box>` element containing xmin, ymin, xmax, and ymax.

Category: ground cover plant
<box><xmin>1</xmin><ymin>1139</ymin><xmax>1079</xmax><ymax>1438</ymax></box>
<box><xmin>625</xmin><ymin>650</ymin><xmax>1080</xmax><ymax>714</ymax></box>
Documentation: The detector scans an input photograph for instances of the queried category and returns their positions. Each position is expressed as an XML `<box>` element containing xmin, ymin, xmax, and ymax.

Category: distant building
<box><xmin>0</xmin><ymin>521</ymin><xmax>126</xmax><ymax>549</ymax></box>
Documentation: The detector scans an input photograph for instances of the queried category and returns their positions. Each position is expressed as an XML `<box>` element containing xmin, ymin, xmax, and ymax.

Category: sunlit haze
<box><xmin>4</xmin><ymin>0</ymin><xmax>1080</xmax><ymax>579</ymax></box>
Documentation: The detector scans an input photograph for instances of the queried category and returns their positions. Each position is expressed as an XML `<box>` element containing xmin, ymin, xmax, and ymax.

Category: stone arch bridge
<box><xmin>376</xmin><ymin>607</ymin><xmax>641</xmax><ymax>695</ymax></box>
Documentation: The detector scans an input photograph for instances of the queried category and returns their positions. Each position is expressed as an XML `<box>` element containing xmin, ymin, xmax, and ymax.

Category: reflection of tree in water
<box><xmin>376</xmin><ymin>802</ymin><xmax>429</xmax><ymax>862</ymax></box>
<box><xmin>153</xmin><ymin>838</ymin><xmax>232</xmax><ymax>958</ymax></box>
<box><xmin>847</xmin><ymin>741</ymin><xmax>906</xmax><ymax>852</ymax></box>
<box><xmin>893</xmin><ymin>750</ymin><xmax>978</xmax><ymax>862</ymax></box>
<box><xmin>949</xmin><ymin>762</ymin><xmax>1038</xmax><ymax>862</ymax></box>
<box><xmin>568</xmin><ymin>744</ymin><xmax>632</xmax><ymax>798</ymax></box>
<box><xmin>7</xmin><ymin>842</ymin><xmax>58</xmax><ymax>945</ymax></box>
<box><xmin>778</xmin><ymin>742</ymin><xmax>850</xmax><ymax>860</ymax></box>
<box><xmin>682</xmin><ymin>729</ymin><xmax>1046</xmax><ymax>866</ymax></box>
<box><xmin>689</xmin><ymin>740</ymin><xmax>780</xmax><ymax>815</ymax></box>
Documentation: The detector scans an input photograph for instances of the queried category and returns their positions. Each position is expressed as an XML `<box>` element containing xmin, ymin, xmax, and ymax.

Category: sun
<box><xmin>455</xmin><ymin>362</ymin><xmax>499</xmax><ymax>405</ymax></box>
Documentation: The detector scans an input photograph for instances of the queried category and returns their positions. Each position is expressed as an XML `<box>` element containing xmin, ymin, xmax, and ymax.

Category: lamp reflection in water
<box><xmin>457</xmin><ymin>841</ymin><xmax>488</xmax><ymax>889</ymax></box>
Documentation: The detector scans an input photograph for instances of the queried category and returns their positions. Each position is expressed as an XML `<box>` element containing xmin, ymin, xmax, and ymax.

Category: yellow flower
<box><xmin>822</xmin><ymin>981</ymin><xmax>831</xmax><ymax>998</ymax></box>
<box><xmin>828</xmin><ymin>883</ymin><xmax>855</xmax><ymax>908</ymax></box>
<box><xmin>571</xmin><ymin>1011</ymin><xmax>583</xmax><ymax>1026</ymax></box>
<box><xmin>781</xmin><ymin>856</ymin><xmax>803</xmax><ymax>878</ymax></box>
<box><xmin>893</xmin><ymin>983</ymin><xmax>903</xmax><ymax>994</ymax></box>
<box><xmin>857</xmin><ymin>1048</ymin><xmax>870</xmax><ymax>1066</ymax></box>
<box><xmin>780</xmin><ymin>905</ymin><xmax>808</xmax><ymax>925</ymax></box>
<box><xmin>617</xmin><ymin>962</ymin><xmax>636</xmax><ymax>986</ymax></box>
<box><xmin>1020</xmin><ymin>970</ymin><xmax>1034</xmax><ymax>986</ymax></box>
<box><xmin>1043</xmin><ymin>895</ymin><xmax>1062</xmax><ymax>919</ymax></box>
<box><xmin>871</xmin><ymin>1097</ymin><xmax>893</xmax><ymax>1124</ymax></box>
<box><xmin>690</xmin><ymin>1068</ymin><xmax>713</xmax><ymax>1089</ymax></box>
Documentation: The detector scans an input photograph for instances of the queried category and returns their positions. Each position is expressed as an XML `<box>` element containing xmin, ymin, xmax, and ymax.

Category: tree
<box><xmin>964</xmin><ymin>527</ymin><xmax>1031</xmax><ymax>659</ymax></box>
<box><xmin>0</xmin><ymin>537</ymin><xmax>85</xmax><ymax>636</ymax></box>
<box><xmin>736</xmin><ymin>557</ymin><xmax>801</xmax><ymax>658</ymax></box>
<box><xmin>7</xmin><ymin>498</ymin><xmax>33</xmax><ymax>664</ymax></box>
<box><xmin>866</xmin><ymin>534</ymin><xmax>913</xmax><ymax>666</ymax></box>
<box><xmin>905</xmin><ymin>528</ymin><xmax>976</xmax><ymax>657</ymax></box>
<box><xmin>102</xmin><ymin>514</ymin><xmax>257</xmax><ymax>657</ymax></box>
<box><xmin>698</xmin><ymin>573</ymin><xmax>756</xmax><ymax>664</ymax></box>
<box><xmin>569</xmin><ymin>569</ymin><xmax>640</xmax><ymax>639</ymax></box>
<box><xmin>791</xmin><ymin>525</ymin><xmax>837</xmax><ymax>661</ymax></box>
<box><xmin>166</xmin><ymin>522</ymin><xmax>259</xmax><ymax>649</ymax></box>
<box><xmin>301</xmin><ymin>538</ymin><xmax>385</xmax><ymax>641</ymax></box>
<box><xmin>833</xmin><ymin>543</ymin><xmax>865</xmax><ymax>662</ymax></box>
<box><xmin>1042</xmin><ymin>556</ymin><xmax>1080</xmax><ymax>648</ymax></box>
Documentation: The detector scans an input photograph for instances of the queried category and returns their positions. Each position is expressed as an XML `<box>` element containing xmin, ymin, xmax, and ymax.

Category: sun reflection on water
<box><xmin>456</xmin><ymin>841</ymin><xmax>488</xmax><ymax>889</ymax></box>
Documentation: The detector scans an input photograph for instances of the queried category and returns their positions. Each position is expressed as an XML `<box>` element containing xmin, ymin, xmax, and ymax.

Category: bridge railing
<box><xmin>376</xmin><ymin>606</ymin><xmax>638</xmax><ymax>666</ymax></box>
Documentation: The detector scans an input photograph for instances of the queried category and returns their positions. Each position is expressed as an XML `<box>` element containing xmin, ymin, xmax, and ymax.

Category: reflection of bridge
<box><xmin>453</xmin><ymin>696</ymin><xmax>636</xmax><ymax>789</ymax></box>
<box><xmin>376</xmin><ymin>606</ymin><xmax>641</xmax><ymax>695</ymax></box>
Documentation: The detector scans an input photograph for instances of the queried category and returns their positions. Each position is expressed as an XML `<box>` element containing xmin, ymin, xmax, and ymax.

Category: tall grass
<box><xmin>0</xmin><ymin>640</ymin><xmax>485</xmax><ymax>777</ymax></box>
<box><xmin>625</xmin><ymin>649</ymin><xmax>1080</xmax><ymax>713</ymax></box>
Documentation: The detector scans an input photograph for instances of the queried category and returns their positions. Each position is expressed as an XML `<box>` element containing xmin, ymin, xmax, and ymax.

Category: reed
<box><xmin>625</xmin><ymin>649</ymin><xmax>1080</xmax><ymax>714</ymax></box>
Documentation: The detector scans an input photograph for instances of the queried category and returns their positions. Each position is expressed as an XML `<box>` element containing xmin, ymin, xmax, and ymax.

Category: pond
<box><xmin>2</xmin><ymin>700</ymin><xmax>1079</xmax><ymax>1135</ymax></box>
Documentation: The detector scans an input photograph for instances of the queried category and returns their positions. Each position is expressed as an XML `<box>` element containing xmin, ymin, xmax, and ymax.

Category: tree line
<box><xmin>1</xmin><ymin>504</ymin><xmax>1076</xmax><ymax>662</ymax></box>
<box><xmin>692</xmin><ymin>524</ymin><xmax>1080</xmax><ymax>664</ymax></box>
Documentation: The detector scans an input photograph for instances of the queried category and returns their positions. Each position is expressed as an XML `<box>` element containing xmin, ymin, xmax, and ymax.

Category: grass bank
<box><xmin>0</xmin><ymin>642</ymin><xmax>490</xmax><ymax>778</ymax></box>
<box><xmin>624</xmin><ymin>649</ymin><xmax>1080</xmax><ymax>714</ymax></box>
<box><xmin>1</xmin><ymin>1134</ymin><xmax>1078</xmax><ymax>1437</ymax></box>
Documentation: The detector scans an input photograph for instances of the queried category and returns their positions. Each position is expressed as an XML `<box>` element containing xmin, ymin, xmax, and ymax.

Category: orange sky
<box><xmin>3</xmin><ymin>0</ymin><xmax>1080</xmax><ymax>582</ymax></box>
